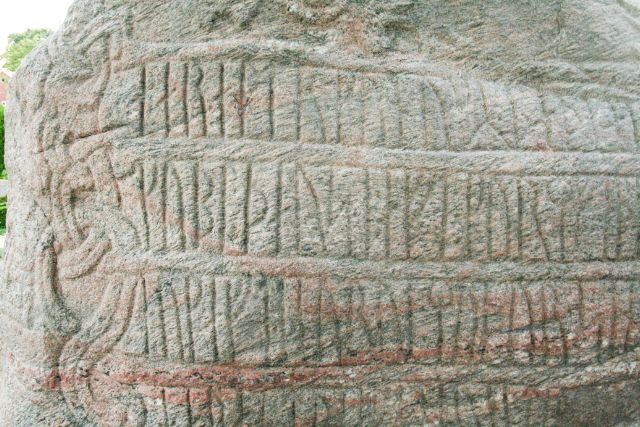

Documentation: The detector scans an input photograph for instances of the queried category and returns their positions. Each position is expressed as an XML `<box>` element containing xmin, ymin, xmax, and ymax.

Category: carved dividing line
<box><xmin>507</xmin><ymin>286</ymin><xmax>516</xmax><ymax>363</ymax></box>
<box><xmin>530</xmin><ymin>182</ymin><xmax>552</xmax><ymax>261</ymax></box>
<box><xmin>439</xmin><ymin>176</ymin><xmax>449</xmax><ymax>260</ymax></box>
<box><xmin>242</xmin><ymin>163</ymin><xmax>252</xmax><ymax>254</ymax></box>
<box><xmin>523</xmin><ymin>285</ymin><xmax>536</xmax><ymax>363</ymax></box>
<box><xmin>224</xmin><ymin>278</ymin><xmax>236</xmax><ymax>362</ymax></box>
<box><xmin>139</xmin><ymin>65</ymin><xmax>146</xmax><ymax>136</ymax></box>
<box><xmin>183</xmin><ymin>63</ymin><xmax>189</xmax><ymax>138</ymax></box>
<box><xmin>262</xmin><ymin>277</ymin><xmax>271</xmax><ymax>363</ymax></box>
<box><xmin>192</xmin><ymin>162</ymin><xmax>200</xmax><ymax>248</ymax></box>
<box><xmin>114</xmin><ymin>137</ymin><xmax>640</xmax><ymax>177</ymax></box>
<box><xmin>464</xmin><ymin>177</ymin><xmax>473</xmax><ymax>260</ymax></box>
<box><xmin>166</xmin><ymin>279</ymin><xmax>185</xmax><ymax>361</ymax></box>
<box><xmin>636</xmin><ymin>178</ymin><xmax>640</xmax><ymax>260</ymax></box>
<box><xmin>164</xmin><ymin>62</ymin><xmax>170</xmax><ymax>136</ymax></box>
<box><xmin>384</xmin><ymin>171</ymin><xmax>392</xmax><ymax>259</ymax></box>
<box><xmin>364</xmin><ymin>170</ymin><xmax>372</xmax><ymax>257</ymax></box>
<box><xmin>485</xmin><ymin>180</ymin><xmax>494</xmax><ymax>258</ymax></box>
<box><xmin>540</xmin><ymin>286</ymin><xmax>550</xmax><ymax>365</ymax></box>
<box><xmin>207</xmin><ymin>276</ymin><xmax>219</xmax><ymax>363</ymax></box>
<box><xmin>552</xmin><ymin>287</ymin><xmax>570</xmax><ymax>365</ymax></box>
<box><xmin>161</xmin><ymin>389</ymin><xmax>169</xmax><ymax>425</ymax></box>
<box><xmin>295</xmin><ymin>67</ymin><xmax>302</xmax><ymax>143</ymax></box>
<box><xmin>237</xmin><ymin>61</ymin><xmax>247</xmax><ymax>138</ymax></box>
<box><xmin>161</xmin><ymin>162</ymin><xmax>168</xmax><ymax>250</ymax></box>
<box><xmin>516</xmin><ymin>181</ymin><xmax>524</xmax><ymax>260</ymax></box>
<box><xmin>629</xmin><ymin>103</ymin><xmax>640</xmax><ymax>147</ymax></box>
<box><xmin>184</xmin><ymin>277</ymin><xmax>196</xmax><ymax>363</ymax></box>
<box><xmin>268</xmin><ymin>70</ymin><xmax>275</xmax><ymax>141</ymax></box>
<box><xmin>140</xmin><ymin>163</ymin><xmax>150</xmax><ymax>250</ymax></box>
<box><xmin>274</xmin><ymin>165</ymin><xmax>283</xmax><ymax>254</ymax></box>
<box><xmin>142</xmin><ymin>277</ymin><xmax>150</xmax><ymax>355</ymax></box>
<box><xmin>403</xmin><ymin>171</ymin><xmax>411</xmax><ymax>259</ymax></box>
<box><xmin>294</xmin><ymin>165</ymin><xmax>301</xmax><ymax>254</ymax></box>
<box><xmin>168</xmin><ymin>166</ymin><xmax>186</xmax><ymax>251</ymax></box>
<box><xmin>157</xmin><ymin>280</ymin><xmax>169</xmax><ymax>358</ymax></box>
<box><xmin>219</xmin><ymin>63</ymin><xmax>226</xmax><ymax>138</ymax></box>
<box><xmin>508</xmin><ymin>87</ymin><xmax>520</xmax><ymax>149</ymax></box>
<box><xmin>219</xmin><ymin>165</ymin><xmax>227</xmax><ymax>253</ymax></box>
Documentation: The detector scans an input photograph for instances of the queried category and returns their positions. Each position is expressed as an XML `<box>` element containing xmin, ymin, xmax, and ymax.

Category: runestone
<box><xmin>3</xmin><ymin>0</ymin><xmax>640</xmax><ymax>425</ymax></box>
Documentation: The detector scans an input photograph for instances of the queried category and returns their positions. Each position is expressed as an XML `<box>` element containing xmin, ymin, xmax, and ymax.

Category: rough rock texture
<box><xmin>3</xmin><ymin>0</ymin><xmax>640</xmax><ymax>425</ymax></box>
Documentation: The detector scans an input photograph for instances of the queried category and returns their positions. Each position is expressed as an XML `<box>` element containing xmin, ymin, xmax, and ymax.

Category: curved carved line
<box><xmin>59</xmin><ymin>237</ymin><xmax>111</xmax><ymax>280</ymax></box>
<box><xmin>59</xmin><ymin>279</ymin><xmax>139</xmax><ymax>424</ymax></box>
<box><xmin>34</xmin><ymin>227</ymin><xmax>80</xmax><ymax>334</ymax></box>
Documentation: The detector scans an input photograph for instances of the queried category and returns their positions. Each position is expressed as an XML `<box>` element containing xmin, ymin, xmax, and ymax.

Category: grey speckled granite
<box><xmin>2</xmin><ymin>1</ymin><xmax>640</xmax><ymax>425</ymax></box>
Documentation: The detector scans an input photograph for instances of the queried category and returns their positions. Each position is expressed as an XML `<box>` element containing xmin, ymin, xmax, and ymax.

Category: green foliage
<box><xmin>1</xmin><ymin>28</ymin><xmax>52</xmax><ymax>72</ymax></box>
<box><xmin>0</xmin><ymin>107</ymin><xmax>6</xmax><ymax>237</ymax></box>
<box><xmin>0</xmin><ymin>104</ymin><xmax>4</xmax><ymax>173</ymax></box>
<box><xmin>0</xmin><ymin>196</ymin><xmax>6</xmax><ymax>234</ymax></box>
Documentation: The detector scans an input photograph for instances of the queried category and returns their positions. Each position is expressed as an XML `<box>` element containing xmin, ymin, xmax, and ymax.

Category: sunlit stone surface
<box><xmin>2</xmin><ymin>1</ymin><xmax>640</xmax><ymax>425</ymax></box>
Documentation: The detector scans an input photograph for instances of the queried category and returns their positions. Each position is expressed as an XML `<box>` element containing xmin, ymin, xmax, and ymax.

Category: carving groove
<box><xmin>5</xmin><ymin>3</ymin><xmax>640</xmax><ymax>424</ymax></box>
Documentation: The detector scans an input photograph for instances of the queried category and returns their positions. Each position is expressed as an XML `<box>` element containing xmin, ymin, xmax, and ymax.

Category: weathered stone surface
<box><xmin>3</xmin><ymin>0</ymin><xmax>640</xmax><ymax>425</ymax></box>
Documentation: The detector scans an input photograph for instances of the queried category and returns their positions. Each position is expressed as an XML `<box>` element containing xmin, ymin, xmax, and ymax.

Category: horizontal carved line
<box><xmin>114</xmin><ymin>38</ymin><xmax>474</xmax><ymax>81</ymax></box>
<box><xmin>110</xmin><ymin>137</ymin><xmax>640</xmax><ymax>177</ymax></box>
<box><xmin>98</xmin><ymin>252</ymin><xmax>640</xmax><ymax>281</ymax></box>
<box><xmin>101</xmin><ymin>350</ymin><xmax>640</xmax><ymax>390</ymax></box>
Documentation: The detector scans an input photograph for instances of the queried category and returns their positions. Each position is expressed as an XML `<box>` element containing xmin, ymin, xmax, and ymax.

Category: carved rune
<box><xmin>233</xmin><ymin>91</ymin><xmax>253</xmax><ymax>117</ymax></box>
